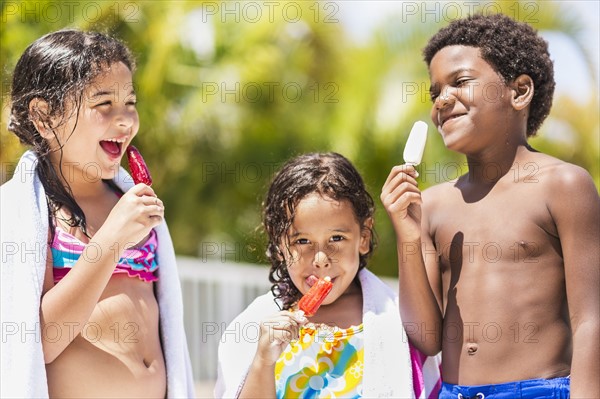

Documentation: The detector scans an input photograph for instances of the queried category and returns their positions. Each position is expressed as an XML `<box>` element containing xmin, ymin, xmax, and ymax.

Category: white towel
<box><xmin>0</xmin><ymin>150</ymin><xmax>195</xmax><ymax>398</ymax></box>
<box><xmin>215</xmin><ymin>268</ymin><xmax>439</xmax><ymax>398</ymax></box>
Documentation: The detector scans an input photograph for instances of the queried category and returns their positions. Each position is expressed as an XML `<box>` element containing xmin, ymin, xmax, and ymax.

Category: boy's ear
<box><xmin>510</xmin><ymin>74</ymin><xmax>534</xmax><ymax>111</ymax></box>
<box><xmin>359</xmin><ymin>217</ymin><xmax>374</xmax><ymax>255</ymax></box>
<box><xmin>28</xmin><ymin>98</ymin><xmax>54</xmax><ymax>139</ymax></box>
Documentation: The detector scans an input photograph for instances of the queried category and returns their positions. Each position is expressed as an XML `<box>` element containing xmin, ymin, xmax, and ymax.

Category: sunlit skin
<box><xmin>382</xmin><ymin>45</ymin><xmax>599</xmax><ymax>393</ymax></box>
<box><xmin>428</xmin><ymin>46</ymin><xmax>522</xmax><ymax>157</ymax></box>
<box><xmin>38</xmin><ymin>62</ymin><xmax>167</xmax><ymax>398</ymax></box>
<box><xmin>286</xmin><ymin>194</ymin><xmax>369</xmax><ymax>316</ymax></box>
<box><xmin>238</xmin><ymin>193</ymin><xmax>372</xmax><ymax>398</ymax></box>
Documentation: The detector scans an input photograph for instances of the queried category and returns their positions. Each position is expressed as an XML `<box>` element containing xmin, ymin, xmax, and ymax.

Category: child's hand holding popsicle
<box><xmin>380</xmin><ymin>121</ymin><xmax>429</xmax><ymax>241</ymax></box>
<box><xmin>253</xmin><ymin>276</ymin><xmax>333</xmax><ymax>366</ymax></box>
<box><xmin>113</xmin><ymin>145</ymin><xmax>162</xmax><ymax>247</ymax></box>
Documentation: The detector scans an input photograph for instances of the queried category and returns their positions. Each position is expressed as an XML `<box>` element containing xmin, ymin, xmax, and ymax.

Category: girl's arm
<box><xmin>238</xmin><ymin>311</ymin><xmax>306</xmax><ymax>399</ymax></box>
<box><xmin>40</xmin><ymin>184</ymin><xmax>163</xmax><ymax>363</ymax></box>
<box><xmin>381</xmin><ymin>165</ymin><xmax>443</xmax><ymax>355</ymax></box>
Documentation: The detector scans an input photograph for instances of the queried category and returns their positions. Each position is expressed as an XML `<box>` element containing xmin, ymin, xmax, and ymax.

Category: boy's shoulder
<box><xmin>421</xmin><ymin>152</ymin><xmax>598</xmax><ymax>216</ymax></box>
<box><xmin>420</xmin><ymin>180</ymin><xmax>461</xmax><ymax>223</ymax></box>
<box><xmin>523</xmin><ymin>152</ymin><xmax>596</xmax><ymax>193</ymax></box>
<box><xmin>421</xmin><ymin>180</ymin><xmax>458</xmax><ymax>204</ymax></box>
<box><xmin>422</xmin><ymin>152</ymin><xmax>596</xmax><ymax>194</ymax></box>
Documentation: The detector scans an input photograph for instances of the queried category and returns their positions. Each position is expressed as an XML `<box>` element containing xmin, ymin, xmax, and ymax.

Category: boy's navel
<box><xmin>466</xmin><ymin>342</ymin><xmax>478</xmax><ymax>355</ymax></box>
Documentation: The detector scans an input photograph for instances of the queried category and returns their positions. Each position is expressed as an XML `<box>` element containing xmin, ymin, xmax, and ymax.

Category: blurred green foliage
<box><xmin>2</xmin><ymin>1</ymin><xmax>598</xmax><ymax>276</ymax></box>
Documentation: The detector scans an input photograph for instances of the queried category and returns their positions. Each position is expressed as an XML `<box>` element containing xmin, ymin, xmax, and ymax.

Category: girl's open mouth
<box><xmin>100</xmin><ymin>139</ymin><xmax>124</xmax><ymax>157</ymax></box>
<box><xmin>306</xmin><ymin>275</ymin><xmax>319</xmax><ymax>287</ymax></box>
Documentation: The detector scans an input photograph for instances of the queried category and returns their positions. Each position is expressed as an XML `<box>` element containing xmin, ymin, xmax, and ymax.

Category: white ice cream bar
<box><xmin>403</xmin><ymin>121</ymin><xmax>428</xmax><ymax>165</ymax></box>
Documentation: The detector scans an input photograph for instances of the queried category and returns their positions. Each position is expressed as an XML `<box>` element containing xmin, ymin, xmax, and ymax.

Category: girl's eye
<box><xmin>330</xmin><ymin>235</ymin><xmax>344</xmax><ymax>242</ymax></box>
<box><xmin>430</xmin><ymin>93</ymin><xmax>439</xmax><ymax>102</ymax></box>
<box><xmin>295</xmin><ymin>238</ymin><xmax>310</xmax><ymax>245</ymax></box>
<box><xmin>456</xmin><ymin>78</ymin><xmax>470</xmax><ymax>86</ymax></box>
<box><xmin>96</xmin><ymin>101</ymin><xmax>111</xmax><ymax>107</ymax></box>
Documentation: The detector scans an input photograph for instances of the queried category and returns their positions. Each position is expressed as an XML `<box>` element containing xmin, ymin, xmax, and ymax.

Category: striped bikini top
<box><xmin>51</xmin><ymin>226</ymin><xmax>159</xmax><ymax>284</ymax></box>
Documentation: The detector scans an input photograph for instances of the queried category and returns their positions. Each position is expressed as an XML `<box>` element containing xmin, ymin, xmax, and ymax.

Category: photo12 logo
<box><xmin>2</xmin><ymin>321</ymin><xmax>139</xmax><ymax>344</ymax></box>
<box><xmin>200</xmin><ymin>1</ymin><xmax>339</xmax><ymax>24</ymax></box>
<box><xmin>2</xmin><ymin>2</ymin><xmax>140</xmax><ymax>24</ymax></box>
<box><xmin>400</xmin><ymin>1</ymin><xmax>539</xmax><ymax>24</ymax></box>
<box><xmin>200</xmin><ymin>81</ymin><xmax>339</xmax><ymax>104</ymax></box>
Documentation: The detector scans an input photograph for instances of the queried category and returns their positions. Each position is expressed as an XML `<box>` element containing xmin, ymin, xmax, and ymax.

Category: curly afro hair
<box><xmin>423</xmin><ymin>13</ymin><xmax>555</xmax><ymax>136</ymax></box>
<box><xmin>263</xmin><ymin>153</ymin><xmax>376</xmax><ymax>310</ymax></box>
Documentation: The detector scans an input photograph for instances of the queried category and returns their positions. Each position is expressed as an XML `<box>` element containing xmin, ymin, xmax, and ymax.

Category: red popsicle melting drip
<box><xmin>298</xmin><ymin>276</ymin><xmax>333</xmax><ymax>317</ymax></box>
<box><xmin>126</xmin><ymin>145</ymin><xmax>153</xmax><ymax>186</ymax></box>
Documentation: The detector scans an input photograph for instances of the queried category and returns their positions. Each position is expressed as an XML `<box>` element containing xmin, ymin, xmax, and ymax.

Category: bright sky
<box><xmin>335</xmin><ymin>1</ymin><xmax>600</xmax><ymax>102</ymax></box>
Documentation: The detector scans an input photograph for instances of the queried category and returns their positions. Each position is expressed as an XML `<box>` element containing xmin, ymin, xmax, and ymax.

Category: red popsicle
<box><xmin>298</xmin><ymin>276</ymin><xmax>333</xmax><ymax>317</ymax></box>
<box><xmin>126</xmin><ymin>145</ymin><xmax>153</xmax><ymax>186</ymax></box>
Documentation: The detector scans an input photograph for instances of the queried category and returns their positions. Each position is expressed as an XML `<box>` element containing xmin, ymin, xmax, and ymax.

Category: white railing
<box><xmin>177</xmin><ymin>256</ymin><xmax>272</xmax><ymax>386</ymax></box>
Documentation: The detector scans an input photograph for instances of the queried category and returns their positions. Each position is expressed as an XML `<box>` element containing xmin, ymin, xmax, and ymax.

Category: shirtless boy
<box><xmin>381</xmin><ymin>13</ymin><xmax>599</xmax><ymax>399</ymax></box>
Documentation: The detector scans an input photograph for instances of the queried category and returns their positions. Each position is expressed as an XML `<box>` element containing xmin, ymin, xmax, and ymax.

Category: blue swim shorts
<box><xmin>438</xmin><ymin>376</ymin><xmax>570</xmax><ymax>399</ymax></box>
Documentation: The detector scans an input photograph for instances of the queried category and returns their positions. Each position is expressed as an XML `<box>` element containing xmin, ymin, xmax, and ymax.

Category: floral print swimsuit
<box><xmin>275</xmin><ymin>323</ymin><xmax>364</xmax><ymax>398</ymax></box>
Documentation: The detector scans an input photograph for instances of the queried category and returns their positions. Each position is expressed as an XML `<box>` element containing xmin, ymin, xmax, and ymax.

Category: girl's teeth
<box><xmin>100</xmin><ymin>140</ymin><xmax>121</xmax><ymax>155</ymax></box>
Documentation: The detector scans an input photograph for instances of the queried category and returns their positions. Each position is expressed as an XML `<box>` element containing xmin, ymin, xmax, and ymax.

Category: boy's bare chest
<box><xmin>428</xmin><ymin>184</ymin><xmax>559</xmax><ymax>266</ymax></box>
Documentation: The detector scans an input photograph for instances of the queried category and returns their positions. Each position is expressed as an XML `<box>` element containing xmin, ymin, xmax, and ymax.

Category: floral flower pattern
<box><xmin>275</xmin><ymin>324</ymin><xmax>364</xmax><ymax>398</ymax></box>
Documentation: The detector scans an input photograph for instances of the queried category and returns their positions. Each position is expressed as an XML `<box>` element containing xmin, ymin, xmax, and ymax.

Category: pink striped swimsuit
<box><xmin>51</xmin><ymin>227</ymin><xmax>159</xmax><ymax>283</ymax></box>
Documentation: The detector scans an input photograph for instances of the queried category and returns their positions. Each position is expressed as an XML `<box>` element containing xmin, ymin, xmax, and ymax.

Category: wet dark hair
<box><xmin>8</xmin><ymin>29</ymin><xmax>135</xmax><ymax>237</ymax></box>
<box><xmin>423</xmin><ymin>13</ymin><xmax>555</xmax><ymax>136</ymax></box>
<box><xmin>262</xmin><ymin>152</ymin><xmax>376</xmax><ymax>310</ymax></box>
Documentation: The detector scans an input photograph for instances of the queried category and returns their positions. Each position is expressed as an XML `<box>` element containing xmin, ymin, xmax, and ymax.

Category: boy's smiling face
<box><xmin>429</xmin><ymin>45</ymin><xmax>517</xmax><ymax>154</ymax></box>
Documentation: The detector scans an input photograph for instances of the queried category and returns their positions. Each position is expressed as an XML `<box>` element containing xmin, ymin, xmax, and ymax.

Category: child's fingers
<box><xmin>147</xmin><ymin>203</ymin><xmax>165</xmax><ymax>225</ymax></box>
<box><xmin>388</xmin><ymin>180</ymin><xmax>422</xmax><ymax>201</ymax></box>
<box><xmin>128</xmin><ymin>183</ymin><xmax>157</xmax><ymax>197</ymax></box>
<box><xmin>293</xmin><ymin>312</ymin><xmax>308</xmax><ymax>325</ymax></box>
<box><xmin>260</xmin><ymin>316</ymin><xmax>302</xmax><ymax>345</ymax></box>
<box><xmin>382</xmin><ymin>164</ymin><xmax>419</xmax><ymax>187</ymax></box>
<box><xmin>382</xmin><ymin>167</ymin><xmax>419</xmax><ymax>199</ymax></box>
<box><xmin>384</xmin><ymin>194</ymin><xmax>422</xmax><ymax>217</ymax></box>
<box><xmin>268</xmin><ymin>313</ymin><xmax>303</xmax><ymax>329</ymax></box>
<box><xmin>265</xmin><ymin>312</ymin><xmax>307</xmax><ymax>333</ymax></box>
<box><xmin>271</xmin><ymin>324</ymin><xmax>299</xmax><ymax>342</ymax></box>
<box><xmin>123</xmin><ymin>195</ymin><xmax>164</xmax><ymax>223</ymax></box>
<box><xmin>141</xmin><ymin>195</ymin><xmax>164</xmax><ymax>209</ymax></box>
<box><xmin>402</xmin><ymin>164</ymin><xmax>419</xmax><ymax>178</ymax></box>
<box><xmin>387</xmin><ymin>169</ymin><xmax>419</xmax><ymax>190</ymax></box>
<box><xmin>385</xmin><ymin>192</ymin><xmax>423</xmax><ymax>215</ymax></box>
<box><xmin>382</xmin><ymin>177</ymin><xmax>421</xmax><ymax>208</ymax></box>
